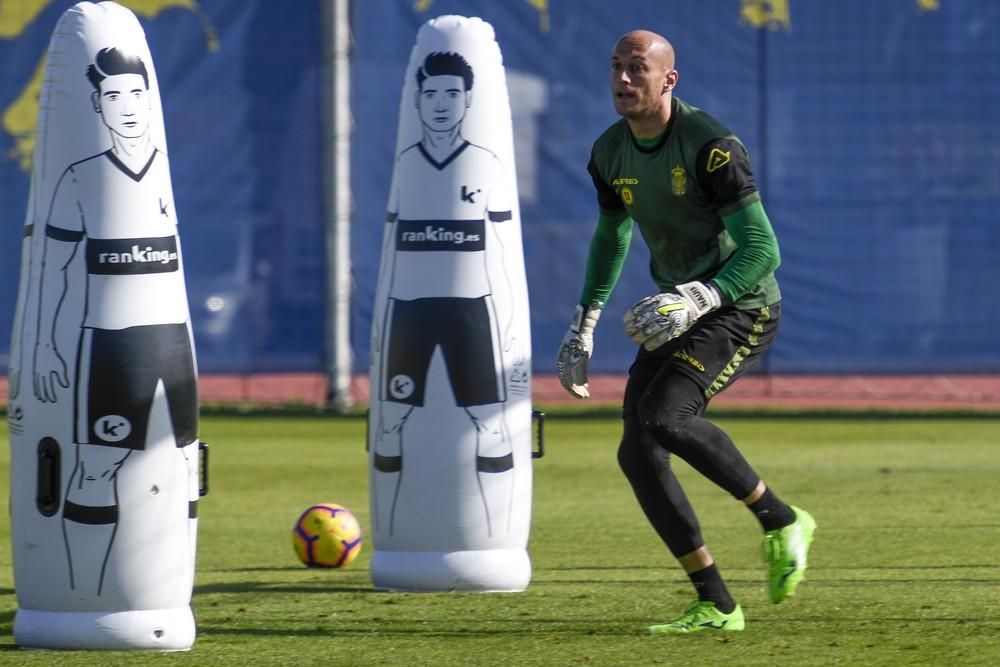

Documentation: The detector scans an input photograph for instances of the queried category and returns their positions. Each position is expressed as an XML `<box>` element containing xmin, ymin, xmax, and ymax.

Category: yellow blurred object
<box><xmin>120</xmin><ymin>0</ymin><xmax>219</xmax><ymax>50</ymax></box>
<box><xmin>414</xmin><ymin>0</ymin><xmax>549</xmax><ymax>32</ymax></box>
<box><xmin>2</xmin><ymin>57</ymin><xmax>44</xmax><ymax>172</ymax></box>
<box><xmin>0</xmin><ymin>1</ymin><xmax>53</xmax><ymax>39</ymax></box>
<box><xmin>740</xmin><ymin>0</ymin><xmax>792</xmax><ymax>31</ymax></box>
<box><xmin>1</xmin><ymin>0</ymin><xmax>219</xmax><ymax>173</ymax></box>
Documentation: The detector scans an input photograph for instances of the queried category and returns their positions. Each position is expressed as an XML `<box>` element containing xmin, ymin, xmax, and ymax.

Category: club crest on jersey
<box><xmin>671</xmin><ymin>166</ymin><xmax>687</xmax><ymax>196</ymax></box>
<box><xmin>706</xmin><ymin>147</ymin><xmax>731</xmax><ymax>173</ymax></box>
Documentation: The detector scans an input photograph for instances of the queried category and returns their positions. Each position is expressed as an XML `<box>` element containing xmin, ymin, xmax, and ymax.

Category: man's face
<box><xmin>93</xmin><ymin>73</ymin><xmax>150</xmax><ymax>139</ymax></box>
<box><xmin>610</xmin><ymin>40</ymin><xmax>672</xmax><ymax>119</ymax></box>
<box><xmin>416</xmin><ymin>74</ymin><xmax>470</xmax><ymax>132</ymax></box>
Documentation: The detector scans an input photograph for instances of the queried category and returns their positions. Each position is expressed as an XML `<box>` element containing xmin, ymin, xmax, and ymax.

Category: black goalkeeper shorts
<box><xmin>626</xmin><ymin>302</ymin><xmax>781</xmax><ymax>406</ymax></box>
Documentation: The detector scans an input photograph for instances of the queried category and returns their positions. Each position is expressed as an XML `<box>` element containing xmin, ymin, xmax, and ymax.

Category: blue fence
<box><xmin>1</xmin><ymin>0</ymin><xmax>997</xmax><ymax>375</ymax></box>
<box><xmin>0</xmin><ymin>0</ymin><xmax>326</xmax><ymax>373</ymax></box>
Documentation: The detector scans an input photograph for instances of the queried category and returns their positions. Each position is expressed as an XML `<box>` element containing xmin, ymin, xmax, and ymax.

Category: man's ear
<box><xmin>91</xmin><ymin>90</ymin><xmax>101</xmax><ymax>113</ymax></box>
<box><xmin>465</xmin><ymin>90</ymin><xmax>473</xmax><ymax>108</ymax></box>
<box><xmin>663</xmin><ymin>69</ymin><xmax>679</xmax><ymax>94</ymax></box>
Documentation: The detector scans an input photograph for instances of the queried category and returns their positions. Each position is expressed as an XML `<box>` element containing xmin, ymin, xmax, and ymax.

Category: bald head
<box><xmin>609</xmin><ymin>30</ymin><xmax>679</xmax><ymax>137</ymax></box>
<box><xmin>615</xmin><ymin>30</ymin><xmax>675</xmax><ymax>70</ymax></box>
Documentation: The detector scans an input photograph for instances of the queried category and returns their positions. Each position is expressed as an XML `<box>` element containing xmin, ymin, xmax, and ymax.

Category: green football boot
<box><xmin>763</xmin><ymin>505</ymin><xmax>817</xmax><ymax>603</ymax></box>
<box><xmin>647</xmin><ymin>601</ymin><xmax>746</xmax><ymax>634</ymax></box>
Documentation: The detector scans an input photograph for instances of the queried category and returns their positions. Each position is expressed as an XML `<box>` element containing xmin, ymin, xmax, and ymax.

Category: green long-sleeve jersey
<box><xmin>582</xmin><ymin>96</ymin><xmax>781</xmax><ymax>310</ymax></box>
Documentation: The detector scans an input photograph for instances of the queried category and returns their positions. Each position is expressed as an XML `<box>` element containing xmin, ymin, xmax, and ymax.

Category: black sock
<box><xmin>748</xmin><ymin>487</ymin><xmax>796</xmax><ymax>531</ymax></box>
<box><xmin>688</xmin><ymin>563</ymin><xmax>735</xmax><ymax>614</ymax></box>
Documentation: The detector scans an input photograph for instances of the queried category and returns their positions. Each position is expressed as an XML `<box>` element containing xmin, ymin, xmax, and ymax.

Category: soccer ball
<box><xmin>292</xmin><ymin>503</ymin><xmax>363</xmax><ymax>568</ymax></box>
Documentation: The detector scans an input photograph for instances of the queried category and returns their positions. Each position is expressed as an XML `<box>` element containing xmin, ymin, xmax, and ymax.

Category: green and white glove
<box><xmin>624</xmin><ymin>281</ymin><xmax>721</xmax><ymax>351</ymax></box>
<box><xmin>556</xmin><ymin>304</ymin><xmax>602</xmax><ymax>399</ymax></box>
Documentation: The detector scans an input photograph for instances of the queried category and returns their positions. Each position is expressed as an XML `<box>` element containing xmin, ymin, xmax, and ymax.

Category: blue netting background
<box><xmin>1</xmin><ymin>0</ymin><xmax>997</xmax><ymax>375</ymax></box>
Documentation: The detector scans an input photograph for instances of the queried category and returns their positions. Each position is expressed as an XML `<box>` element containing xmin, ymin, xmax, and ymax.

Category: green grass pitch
<box><xmin>1</xmin><ymin>411</ymin><xmax>998</xmax><ymax>665</ymax></box>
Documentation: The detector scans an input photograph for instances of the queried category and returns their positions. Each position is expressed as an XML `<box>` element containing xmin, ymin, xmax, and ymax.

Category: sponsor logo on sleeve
<box><xmin>706</xmin><ymin>147</ymin><xmax>732</xmax><ymax>173</ymax></box>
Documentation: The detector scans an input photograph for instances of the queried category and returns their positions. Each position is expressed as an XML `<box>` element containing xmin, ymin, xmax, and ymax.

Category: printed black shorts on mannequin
<box><xmin>79</xmin><ymin>322</ymin><xmax>197</xmax><ymax>448</ymax></box>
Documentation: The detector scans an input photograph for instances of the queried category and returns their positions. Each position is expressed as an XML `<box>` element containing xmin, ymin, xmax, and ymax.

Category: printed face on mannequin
<box><xmin>416</xmin><ymin>74</ymin><xmax>470</xmax><ymax>133</ymax></box>
<box><xmin>92</xmin><ymin>73</ymin><xmax>150</xmax><ymax>139</ymax></box>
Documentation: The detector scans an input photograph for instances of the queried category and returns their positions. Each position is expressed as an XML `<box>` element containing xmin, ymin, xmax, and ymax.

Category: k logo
<box><xmin>95</xmin><ymin>415</ymin><xmax>132</xmax><ymax>443</ymax></box>
<box><xmin>389</xmin><ymin>374</ymin><xmax>415</xmax><ymax>400</ymax></box>
<box><xmin>460</xmin><ymin>185</ymin><xmax>480</xmax><ymax>203</ymax></box>
<box><xmin>706</xmin><ymin>147</ymin><xmax>731</xmax><ymax>173</ymax></box>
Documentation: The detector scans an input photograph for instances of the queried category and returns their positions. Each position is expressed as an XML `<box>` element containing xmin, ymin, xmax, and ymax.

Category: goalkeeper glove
<box><xmin>556</xmin><ymin>304</ymin><xmax>602</xmax><ymax>399</ymax></box>
<box><xmin>624</xmin><ymin>281</ymin><xmax>721</xmax><ymax>351</ymax></box>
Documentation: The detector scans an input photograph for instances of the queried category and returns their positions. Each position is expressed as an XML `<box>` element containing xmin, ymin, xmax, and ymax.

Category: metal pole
<box><xmin>323</xmin><ymin>0</ymin><xmax>354</xmax><ymax>411</ymax></box>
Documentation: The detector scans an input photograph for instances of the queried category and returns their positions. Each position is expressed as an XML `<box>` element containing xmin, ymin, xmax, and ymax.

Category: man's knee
<box><xmin>616</xmin><ymin>437</ymin><xmax>642</xmax><ymax>482</ymax></box>
<box><xmin>617</xmin><ymin>417</ymin><xmax>651</xmax><ymax>482</ymax></box>
<box><xmin>636</xmin><ymin>378</ymin><xmax>703</xmax><ymax>455</ymax></box>
<box><xmin>637</xmin><ymin>392</ymin><xmax>687</xmax><ymax>443</ymax></box>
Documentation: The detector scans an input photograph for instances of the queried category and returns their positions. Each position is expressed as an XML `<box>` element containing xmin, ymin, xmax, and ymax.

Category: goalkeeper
<box><xmin>557</xmin><ymin>29</ymin><xmax>816</xmax><ymax>634</ymax></box>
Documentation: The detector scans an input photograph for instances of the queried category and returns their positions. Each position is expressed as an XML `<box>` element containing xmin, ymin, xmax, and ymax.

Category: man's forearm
<box><xmin>579</xmin><ymin>210</ymin><xmax>632</xmax><ymax>306</ymax></box>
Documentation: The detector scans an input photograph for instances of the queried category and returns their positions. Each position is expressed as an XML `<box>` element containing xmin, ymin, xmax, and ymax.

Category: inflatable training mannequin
<box><xmin>368</xmin><ymin>15</ymin><xmax>534</xmax><ymax>592</ymax></box>
<box><xmin>8</xmin><ymin>1</ymin><xmax>201</xmax><ymax>650</ymax></box>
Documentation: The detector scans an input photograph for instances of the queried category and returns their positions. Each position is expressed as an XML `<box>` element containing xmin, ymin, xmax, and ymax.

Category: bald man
<box><xmin>556</xmin><ymin>30</ymin><xmax>816</xmax><ymax>633</ymax></box>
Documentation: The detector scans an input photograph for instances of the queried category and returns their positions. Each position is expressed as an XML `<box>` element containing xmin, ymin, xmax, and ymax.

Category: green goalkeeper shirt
<box><xmin>583</xmin><ymin>96</ymin><xmax>781</xmax><ymax>310</ymax></box>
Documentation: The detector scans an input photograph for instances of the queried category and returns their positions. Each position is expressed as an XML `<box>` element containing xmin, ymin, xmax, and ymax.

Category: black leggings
<box><xmin>618</xmin><ymin>373</ymin><xmax>761</xmax><ymax>557</ymax></box>
<box><xmin>616</xmin><ymin>305</ymin><xmax>779</xmax><ymax>558</ymax></box>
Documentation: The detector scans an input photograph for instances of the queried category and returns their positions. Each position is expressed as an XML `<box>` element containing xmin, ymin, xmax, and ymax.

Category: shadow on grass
<box><xmin>196</xmin><ymin>582</ymin><xmax>374</xmax><ymax>595</ymax></box>
<box><xmin>535</xmin><ymin>564</ymin><xmax>681</xmax><ymax>571</ymax></box>
<box><xmin>824</xmin><ymin>564</ymin><xmax>1000</xmax><ymax>570</ymax></box>
<box><xmin>205</xmin><ymin>566</ymin><xmax>358</xmax><ymax>573</ymax></box>
<box><xmin>0</xmin><ymin>609</ymin><xmax>18</xmax><ymax>650</ymax></box>
<box><xmin>201</xmin><ymin>405</ymin><xmax>367</xmax><ymax>419</ymax></box>
<box><xmin>197</xmin><ymin>620</ymin><xmax>638</xmax><ymax>639</ymax></box>
<box><xmin>194</xmin><ymin>607</ymin><xmax>1000</xmax><ymax>641</ymax></box>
